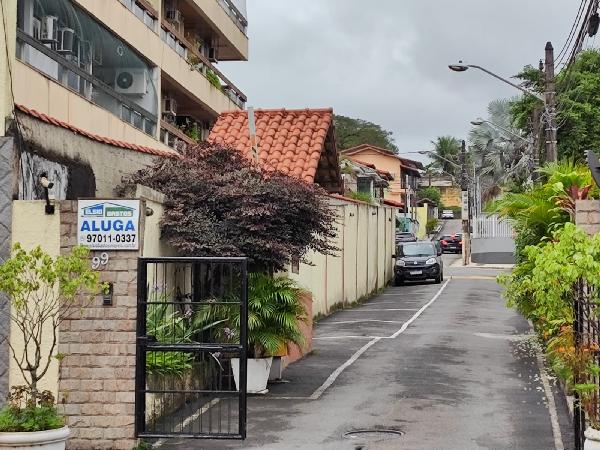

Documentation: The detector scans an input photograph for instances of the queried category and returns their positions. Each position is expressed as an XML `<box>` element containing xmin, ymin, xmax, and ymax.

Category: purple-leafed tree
<box><xmin>124</xmin><ymin>143</ymin><xmax>338</xmax><ymax>272</ymax></box>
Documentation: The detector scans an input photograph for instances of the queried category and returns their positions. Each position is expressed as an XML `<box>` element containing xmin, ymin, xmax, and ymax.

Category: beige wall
<box><xmin>289</xmin><ymin>198</ymin><xmax>397</xmax><ymax>317</ymax></box>
<box><xmin>9</xmin><ymin>201</ymin><xmax>61</xmax><ymax>396</ymax></box>
<box><xmin>13</xmin><ymin>62</ymin><xmax>173</xmax><ymax>152</ymax></box>
<box><xmin>0</xmin><ymin>0</ymin><xmax>16</xmax><ymax>135</ymax></box>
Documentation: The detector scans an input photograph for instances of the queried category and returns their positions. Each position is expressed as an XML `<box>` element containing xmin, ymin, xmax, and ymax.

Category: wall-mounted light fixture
<box><xmin>39</xmin><ymin>172</ymin><xmax>55</xmax><ymax>215</ymax></box>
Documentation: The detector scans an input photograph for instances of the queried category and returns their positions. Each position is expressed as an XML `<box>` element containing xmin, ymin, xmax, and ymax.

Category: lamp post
<box><xmin>470</xmin><ymin>118</ymin><xmax>529</xmax><ymax>144</ymax></box>
<box><xmin>449</xmin><ymin>61</ymin><xmax>554</xmax><ymax>164</ymax></box>
<box><xmin>448</xmin><ymin>62</ymin><xmax>545</xmax><ymax>102</ymax></box>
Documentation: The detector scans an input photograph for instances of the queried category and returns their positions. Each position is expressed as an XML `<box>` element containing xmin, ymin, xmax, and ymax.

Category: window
<box><xmin>291</xmin><ymin>257</ymin><xmax>300</xmax><ymax>274</ymax></box>
<box><xmin>16</xmin><ymin>0</ymin><xmax>158</xmax><ymax>136</ymax></box>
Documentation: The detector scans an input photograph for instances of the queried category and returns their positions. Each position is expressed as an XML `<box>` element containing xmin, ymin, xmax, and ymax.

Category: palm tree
<box><xmin>430</xmin><ymin>136</ymin><xmax>461</xmax><ymax>176</ymax></box>
<box><xmin>470</xmin><ymin>99</ymin><xmax>530</xmax><ymax>202</ymax></box>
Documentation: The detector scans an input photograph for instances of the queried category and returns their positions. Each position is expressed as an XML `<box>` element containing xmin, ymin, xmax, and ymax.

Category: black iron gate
<box><xmin>135</xmin><ymin>257</ymin><xmax>248</xmax><ymax>440</ymax></box>
<box><xmin>573</xmin><ymin>279</ymin><xmax>599</xmax><ymax>450</ymax></box>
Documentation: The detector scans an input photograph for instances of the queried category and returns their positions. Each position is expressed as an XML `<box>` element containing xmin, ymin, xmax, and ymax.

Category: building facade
<box><xmin>9</xmin><ymin>0</ymin><xmax>247</xmax><ymax>152</ymax></box>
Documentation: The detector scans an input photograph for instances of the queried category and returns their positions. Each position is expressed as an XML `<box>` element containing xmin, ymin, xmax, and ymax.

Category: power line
<box><xmin>555</xmin><ymin>0</ymin><xmax>588</xmax><ymax>67</ymax></box>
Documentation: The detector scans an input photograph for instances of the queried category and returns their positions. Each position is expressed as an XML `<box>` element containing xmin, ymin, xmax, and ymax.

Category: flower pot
<box><xmin>231</xmin><ymin>357</ymin><xmax>273</xmax><ymax>394</ymax></box>
<box><xmin>0</xmin><ymin>426</ymin><xmax>70</xmax><ymax>450</ymax></box>
<box><xmin>586</xmin><ymin>427</ymin><xmax>600</xmax><ymax>450</ymax></box>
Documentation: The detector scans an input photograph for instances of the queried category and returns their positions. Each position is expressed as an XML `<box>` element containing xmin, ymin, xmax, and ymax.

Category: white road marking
<box><xmin>321</xmin><ymin>319</ymin><xmax>405</xmax><ymax>325</ymax></box>
<box><xmin>336</xmin><ymin>308</ymin><xmax>420</xmax><ymax>312</ymax></box>
<box><xmin>309</xmin><ymin>280</ymin><xmax>451</xmax><ymax>400</ymax></box>
<box><xmin>313</xmin><ymin>335</ymin><xmax>390</xmax><ymax>340</ymax></box>
<box><xmin>529</xmin><ymin>321</ymin><xmax>564</xmax><ymax>450</ymax></box>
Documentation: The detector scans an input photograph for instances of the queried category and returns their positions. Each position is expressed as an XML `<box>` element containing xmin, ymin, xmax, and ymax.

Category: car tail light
<box><xmin>441</xmin><ymin>240</ymin><xmax>447</xmax><ymax>245</ymax></box>
<box><xmin>459</xmin><ymin>240</ymin><xmax>463</xmax><ymax>245</ymax></box>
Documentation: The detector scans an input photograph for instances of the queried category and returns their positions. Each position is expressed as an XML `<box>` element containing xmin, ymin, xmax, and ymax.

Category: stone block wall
<box><xmin>0</xmin><ymin>137</ymin><xmax>14</xmax><ymax>405</ymax></box>
<box><xmin>575</xmin><ymin>200</ymin><xmax>600</xmax><ymax>236</ymax></box>
<box><xmin>57</xmin><ymin>200</ymin><xmax>144</xmax><ymax>450</ymax></box>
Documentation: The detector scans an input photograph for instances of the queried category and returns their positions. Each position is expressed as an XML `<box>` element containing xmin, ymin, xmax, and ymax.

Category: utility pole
<box><xmin>544</xmin><ymin>42</ymin><xmax>558</xmax><ymax>162</ymax></box>
<box><xmin>460</xmin><ymin>140</ymin><xmax>470</xmax><ymax>266</ymax></box>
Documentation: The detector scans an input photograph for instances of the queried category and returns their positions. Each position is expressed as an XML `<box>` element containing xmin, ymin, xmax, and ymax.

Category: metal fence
<box><xmin>135</xmin><ymin>257</ymin><xmax>248</xmax><ymax>440</ymax></box>
<box><xmin>573</xmin><ymin>280</ymin><xmax>600</xmax><ymax>450</ymax></box>
<box><xmin>472</xmin><ymin>215</ymin><xmax>515</xmax><ymax>238</ymax></box>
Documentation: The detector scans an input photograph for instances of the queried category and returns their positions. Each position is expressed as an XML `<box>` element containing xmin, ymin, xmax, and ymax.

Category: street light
<box><xmin>470</xmin><ymin>118</ymin><xmax>529</xmax><ymax>144</ymax></box>
<box><xmin>448</xmin><ymin>61</ymin><xmax>545</xmax><ymax>102</ymax></box>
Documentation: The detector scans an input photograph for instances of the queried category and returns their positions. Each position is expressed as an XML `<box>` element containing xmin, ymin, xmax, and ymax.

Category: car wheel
<box><xmin>434</xmin><ymin>273</ymin><xmax>442</xmax><ymax>284</ymax></box>
<box><xmin>394</xmin><ymin>276</ymin><xmax>404</xmax><ymax>286</ymax></box>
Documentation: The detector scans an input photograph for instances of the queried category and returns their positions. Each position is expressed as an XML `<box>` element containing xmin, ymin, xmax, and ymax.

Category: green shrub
<box><xmin>0</xmin><ymin>387</ymin><xmax>63</xmax><ymax>432</ymax></box>
<box><xmin>205</xmin><ymin>69</ymin><xmax>222</xmax><ymax>90</ymax></box>
<box><xmin>426</xmin><ymin>218</ymin><xmax>439</xmax><ymax>234</ymax></box>
<box><xmin>346</xmin><ymin>191</ymin><xmax>374</xmax><ymax>204</ymax></box>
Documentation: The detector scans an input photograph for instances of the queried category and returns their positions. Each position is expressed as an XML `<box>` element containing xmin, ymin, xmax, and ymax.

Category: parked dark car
<box><xmin>394</xmin><ymin>241</ymin><xmax>443</xmax><ymax>285</ymax></box>
<box><xmin>395</xmin><ymin>232</ymin><xmax>417</xmax><ymax>243</ymax></box>
<box><xmin>439</xmin><ymin>234</ymin><xmax>463</xmax><ymax>254</ymax></box>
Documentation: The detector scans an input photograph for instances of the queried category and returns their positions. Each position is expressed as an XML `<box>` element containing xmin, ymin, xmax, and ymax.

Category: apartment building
<box><xmin>0</xmin><ymin>0</ymin><xmax>248</xmax><ymax>197</ymax></box>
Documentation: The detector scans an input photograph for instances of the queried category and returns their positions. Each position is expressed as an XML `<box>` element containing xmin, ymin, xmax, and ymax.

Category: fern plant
<box><xmin>197</xmin><ymin>273</ymin><xmax>307</xmax><ymax>357</ymax></box>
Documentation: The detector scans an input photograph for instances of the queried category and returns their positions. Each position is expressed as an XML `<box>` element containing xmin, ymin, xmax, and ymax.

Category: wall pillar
<box><xmin>575</xmin><ymin>200</ymin><xmax>600</xmax><ymax>236</ymax></box>
<box><xmin>0</xmin><ymin>137</ymin><xmax>14</xmax><ymax>404</ymax></box>
<box><xmin>58</xmin><ymin>200</ymin><xmax>145</xmax><ymax>450</ymax></box>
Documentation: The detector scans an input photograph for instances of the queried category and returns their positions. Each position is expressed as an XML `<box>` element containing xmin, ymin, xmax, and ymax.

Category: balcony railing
<box><xmin>216</xmin><ymin>0</ymin><xmax>248</xmax><ymax>34</ymax></box>
<box><xmin>160</xmin><ymin>19</ymin><xmax>247</xmax><ymax>108</ymax></box>
<box><xmin>160</xmin><ymin>119</ymin><xmax>196</xmax><ymax>153</ymax></box>
<box><xmin>16</xmin><ymin>29</ymin><xmax>157</xmax><ymax>136</ymax></box>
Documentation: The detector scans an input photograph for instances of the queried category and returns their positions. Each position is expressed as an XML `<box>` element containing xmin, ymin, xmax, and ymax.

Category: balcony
<box><xmin>160</xmin><ymin>16</ymin><xmax>246</xmax><ymax>108</ymax></box>
<box><xmin>165</xmin><ymin>0</ymin><xmax>248</xmax><ymax>61</ymax></box>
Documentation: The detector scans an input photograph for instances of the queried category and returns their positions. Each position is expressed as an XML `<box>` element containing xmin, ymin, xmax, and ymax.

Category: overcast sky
<box><xmin>222</xmin><ymin>1</ymin><xmax>580</xmax><ymax>162</ymax></box>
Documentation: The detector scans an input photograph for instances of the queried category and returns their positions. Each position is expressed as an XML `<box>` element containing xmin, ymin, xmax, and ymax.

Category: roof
<box><xmin>383</xmin><ymin>198</ymin><xmax>405</xmax><ymax>208</ymax></box>
<box><xmin>345</xmin><ymin>159</ymin><xmax>394</xmax><ymax>181</ymax></box>
<box><xmin>417</xmin><ymin>198</ymin><xmax>438</xmax><ymax>206</ymax></box>
<box><xmin>15</xmin><ymin>104</ymin><xmax>179</xmax><ymax>158</ymax></box>
<box><xmin>342</xmin><ymin>144</ymin><xmax>425</xmax><ymax>173</ymax></box>
<box><xmin>208</xmin><ymin>108</ymin><xmax>337</xmax><ymax>184</ymax></box>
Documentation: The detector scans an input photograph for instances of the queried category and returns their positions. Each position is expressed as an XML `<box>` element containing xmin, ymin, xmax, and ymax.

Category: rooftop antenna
<box><xmin>247</xmin><ymin>107</ymin><xmax>259</xmax><ymax>165</ymax></box>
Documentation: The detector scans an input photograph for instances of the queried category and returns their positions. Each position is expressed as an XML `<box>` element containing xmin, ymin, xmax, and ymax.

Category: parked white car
<box><xmin>441</xmin><ymin>210</ymin><xmax>454</xmax><ymax>219</ymax></box>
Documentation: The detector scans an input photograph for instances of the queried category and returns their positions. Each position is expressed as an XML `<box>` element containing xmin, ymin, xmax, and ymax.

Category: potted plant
<box><xmin>201</xmin><ymin>273</ymin><xmax>307</xmax><ymax>394</ymax></box>
<box><xmin>0</xmin><ymin>244</ymin><xmax>103</xmax><ymax>450</ymax></box>
<box><xmin>574</xmin><ymin>362</ymin><xmax>600</xmax><ymax>450</ymax></box>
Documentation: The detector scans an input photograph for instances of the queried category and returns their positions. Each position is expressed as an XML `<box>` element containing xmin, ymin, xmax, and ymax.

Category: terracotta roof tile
<box><xmin>15</xmin><ymin>104</ymin><xmax>179</xmax><ymax>159</ymax></box>
<box><xmin>208</xmin><ymin>108</ymin><xmax>334</xmax><ymax>183</ymax></box>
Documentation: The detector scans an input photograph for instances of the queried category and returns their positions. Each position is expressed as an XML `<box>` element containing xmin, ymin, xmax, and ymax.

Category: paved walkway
<box><xmin>157</xmin><ymin>255</ymin><xmax>573</xmax><ymax>450</ymax></box>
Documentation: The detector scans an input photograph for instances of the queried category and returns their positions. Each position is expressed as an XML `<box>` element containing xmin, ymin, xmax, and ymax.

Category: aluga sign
<box><xmin>77</xmin><ymin>199</ymin><xmax>141</xmax><ymax>250</ymax></box>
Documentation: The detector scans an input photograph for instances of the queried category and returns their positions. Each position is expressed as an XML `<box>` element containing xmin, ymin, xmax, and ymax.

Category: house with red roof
<box><xmin>341</xmin><ymin>144</ymin><xmax>423</xmax><ymax>206</ymax></box>
<box><xmin>208</xmin><ymin>108</ymin><xmax>342</xmax><ymax>193</ymax></box>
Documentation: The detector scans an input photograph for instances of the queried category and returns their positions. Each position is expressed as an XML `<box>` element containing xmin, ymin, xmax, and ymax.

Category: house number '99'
<box><xmin>91</xmin><ymin>253</ymin><xmax>109</xmax><ymax>270</ymax></box>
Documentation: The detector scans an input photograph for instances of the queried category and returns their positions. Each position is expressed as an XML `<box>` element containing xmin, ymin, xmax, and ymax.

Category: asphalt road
<box><xmin>158</xmin><ymin>246</ymin><xmax>573</xmax><ymax>450</ymax></box>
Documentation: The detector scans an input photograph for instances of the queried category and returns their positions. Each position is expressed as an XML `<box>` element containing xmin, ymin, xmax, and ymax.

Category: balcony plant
<box><xmin>0</xmin><ymin>244</ymin><xmax>103</xmax><ymax>450</ymax></box>
<box><xmin>198</xmin><ymin>273</ymin><xmax>307</xmax><ymax>393</ymax></box>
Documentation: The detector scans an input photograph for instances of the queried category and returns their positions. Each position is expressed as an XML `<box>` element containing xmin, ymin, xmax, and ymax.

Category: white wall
<box><xmin>289</xmin><ymin>198</ymin><xmax>397</xmax><ymax>317</ymax></box>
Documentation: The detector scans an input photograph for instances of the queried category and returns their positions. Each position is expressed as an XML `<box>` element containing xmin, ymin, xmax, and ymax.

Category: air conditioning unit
<box><xmin>57</xmin><ymin>28</ymin><xmax>75</xmax><ymax>54</ymax></box>
<box><xmin>166</xmin><ymin>9</ymin><xmax>183</xmax><ymax>31</ymax></box>
<box><xmin>208</xmin><ymin>46</ymin><xmax>218</xmax><ymax>63</ymax></box>
<box><xmin>114</xmin><ymin>69</ymin><xmax>148</xmax><ymax>95</ymax></box>
<box><xmin>40</xmin><ymin>16</ymin><xmax>58</xmax><ymax>43</ymax></box>
<box><xmin>162</xmin><ymin>96</ymin><xmax>178</xmax><ymax>117</ymax></box>
<box><xmin>32</xmin><ymin>17</ymin><xmax>41</xmax><ymax>40</ymax></box>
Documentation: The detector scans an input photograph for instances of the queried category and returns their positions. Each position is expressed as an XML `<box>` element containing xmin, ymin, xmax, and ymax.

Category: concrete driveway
<box><xmin>157</xmin><ymin>252</ymin><xmax>572</xmax><ymax>450</ymax></box>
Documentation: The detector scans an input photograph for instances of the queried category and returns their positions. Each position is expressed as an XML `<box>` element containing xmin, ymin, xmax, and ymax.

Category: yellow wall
<box><xmin>289</xmin><ymin>199</ymin><xmax>397</xmax><ymax>317</ymax></box>
<box><xmin>441</xmin><ymin>186</ymin><xmax>461</xmax><ymax>207</ymax></box>
<box><xmin>0</xmin><ymin>0</ymin><xmax>16</xmax><ymax>135</ymax></box>
<box><xmin>416</xmin><ymin>205</ymin><xmax>429</xmax><ymax>239</ymax></box>
<box><xmin>348</xmin><ymin>151</ymin><xmax>403</xmax><ymax>203</ymax></box>
<box><xmin>10</xmin><ymin>201</ymin><xmax>61</xmax><ymax>397</ymax></box>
